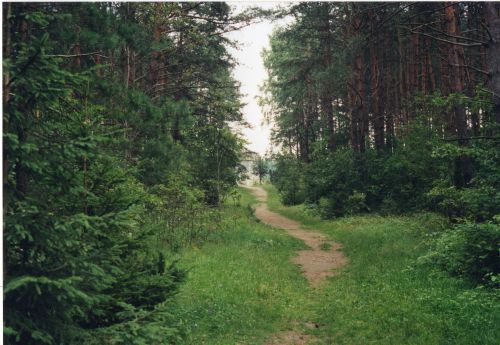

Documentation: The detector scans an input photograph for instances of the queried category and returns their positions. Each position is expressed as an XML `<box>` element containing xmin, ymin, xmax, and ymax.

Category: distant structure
<box><xmin>241</xmin><ymin>148</ymin><xmax>259</xmax><ymax>186</ymax></box>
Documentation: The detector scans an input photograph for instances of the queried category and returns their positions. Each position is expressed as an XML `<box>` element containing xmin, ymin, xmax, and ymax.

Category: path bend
<box><xmin>249</xmin><ymin>186</ymin><xmax>347</xmax><ymax>287</ymax></box>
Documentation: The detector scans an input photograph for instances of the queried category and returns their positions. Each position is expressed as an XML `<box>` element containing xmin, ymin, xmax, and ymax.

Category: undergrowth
<box><xmin>264</xmin><ymin>184</ymin><xmax>500</xmax><ymax>345</ymax></box>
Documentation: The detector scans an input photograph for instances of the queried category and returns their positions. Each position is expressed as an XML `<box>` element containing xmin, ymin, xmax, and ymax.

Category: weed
<box><xmin>319</xmin><ymin>242</ymin><xmax>332</xmax><ymax>251</ymax></box>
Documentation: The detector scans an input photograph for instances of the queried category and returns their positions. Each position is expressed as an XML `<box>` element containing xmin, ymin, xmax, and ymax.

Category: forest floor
<box><xmin>250</xmin><ymin>186</ymin><xmax>347</xmax><ymax>344</ymax></box>
<box><xmin>173</xmin><ymin>185</ymin><xmax>499</xmax><ymax>345</ymax></box>
<box><xmin>250</xmin><ymin>186</ymin><xmax>347</xmax><ymax>288</ymax></box>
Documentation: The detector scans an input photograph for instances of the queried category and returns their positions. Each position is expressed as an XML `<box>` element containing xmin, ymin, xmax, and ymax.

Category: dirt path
<box><xmin>250</xmin><ymin>187</ymin><xmax>347</xmax><ymax>288</ymax></box>
<box><xmin>249</xmin><ymin>187</ymin><xmax>347</xmax><ymax>345</ymax></box>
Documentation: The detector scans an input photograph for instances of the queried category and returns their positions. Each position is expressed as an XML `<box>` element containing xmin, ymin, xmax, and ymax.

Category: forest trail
<box><xmin>250</xmin><ymin>186</ymin><xmax>347</xmax><ymax>288</ymax></box>
<box><xmin>249</xmin><ymin>186</ymin><xmax>347</xmax><ymax>344</ymax></box>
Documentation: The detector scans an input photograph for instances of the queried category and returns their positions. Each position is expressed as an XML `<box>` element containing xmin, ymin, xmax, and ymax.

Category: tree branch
<box><xmin>409</xmin><ymin>30</ymin><xmax>485</xmax><ymax>47</ymax></box>
<box><xmin>46</xmin><ymin>51</ymin><xmax>107</xmax><ymax>58</ymax></box>
<box><xmin>441</xmin><ymin>136</ymin><xmax>500</xmax><ymax>141</ymax></box>
<box><xmin>448</xmin><ymin>63</ymin><xmax>489</xmax><ymax>76</ymax></box>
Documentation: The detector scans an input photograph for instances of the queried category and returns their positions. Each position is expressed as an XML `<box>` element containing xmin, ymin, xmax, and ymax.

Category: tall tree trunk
<box><xmin>411</xmin><ymin>32</ymin><xmax>419</xmax><ymax>93</ymax></box>
<box><xmin>348</xmin><ymin>5</ymin><xmax>366</xmax><ymax>153</ymax></box>
<box><xmin>3</xmin><ymin>2</ymin><xmax>12</xmax><ymax>194</ymax></box>
<box><xmin>465</xmin><ymin>4</ymin><xmax>481</xmax><ymax>136</ymax></box>
<box><xmin>386</xmin><ymin>73</ymin><xmax>396</xmax><ymax>152</ymax></box>
<box><xmin>351</xmin><ymin>50</ymin><xmax>365</xmax><ymax>153</ymax></box>
<box><xmin>428</xmin><ymin>37</ymin><xmax>437</xmax><ymax>93</ymax></box>
<box><xmin>485</xmin><ymin>3</ymin><xmax>500</xmax><ymax>129</ymax></box>
<box><xmin>319</xmin><ymin>4</ymin><xmax>336</xmax><ymax>151</ymax></box>
<box><xmin>148</xmin><ymin>2</ymin><xmax>163</xmax><ymax>97</ymax></box>
<box><xmin>302</xmin><ymin>75</ymin><xmax>313</xmax><ymax>161</ymax></box>
<box><xmin>445</xmin><ymin>2</ymin><xmax>472</xmax><ymax>187</ymax></box>
<box><xmin>369</xmin><ymin>10</ymin><xmax>384</xmax><ymax>152</ymax></box>
<box><xmin>396</xmin><ymin>24</ymin><xmax>406</xmax><ymax>134</ymax></box>
<box><xmin>74</xmin><ymin>26</ymin><xmax>81</xmax><ymax>69</ymax></box>
<box><xmin>172</xmin><ymin>28</ymin><xmax>185</xmax><ymax>143</ymax></box>
<box><xmin>439</xmin><ymin>11</ymin><xmax>453</xmax><ymax>137</ymax></box>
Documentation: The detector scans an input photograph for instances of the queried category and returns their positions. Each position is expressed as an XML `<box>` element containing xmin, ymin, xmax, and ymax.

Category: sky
<box><xmin>226</xmin><ymin>2</ymin><xmax>291</xmax><ymax>156</ymax></box>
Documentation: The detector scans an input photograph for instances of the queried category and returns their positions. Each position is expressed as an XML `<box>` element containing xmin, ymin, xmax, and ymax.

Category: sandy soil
<box><xmin>250</xmin><ymin>187</ymin><xmax>347</xmax><ymax>287</ymax></box>
<box><xmin>249</xmin><ymin>186</ymin><xmax>347</xmax><ymax>345</ymax></box>
<box><xmin>263</xmin><ymin>331</ymin><xmax>314</xmax><ymax>345</ymax></box>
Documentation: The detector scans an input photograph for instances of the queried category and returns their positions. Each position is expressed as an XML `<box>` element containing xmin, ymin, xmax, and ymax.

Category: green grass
<box><xmin>172</xmin><ymin>187</ymin><xmax>313</xmax><ymax>345</ymax></box>
<box><xmin>319</xmin><ymin>242</ymin><xmax>332</xmax><ymax>251</ymax></box>
<box><xmin>264</xmin><ymin>184</ymin><xmax>500</xmax><ymax>345</ymax></box>
<box><xmin>169</xmin><ymin>185</ymin><xmax>499</xmax><ymax>344</ymax></box>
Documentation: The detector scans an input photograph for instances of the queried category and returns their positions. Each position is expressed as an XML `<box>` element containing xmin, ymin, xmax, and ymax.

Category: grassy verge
<box><xmin>172</xmin><ymin>187</ymin><xmax>312</xmax><ymax>345</ymax></box>
<box><xmin>265</xmin><ymin>184</ymin><xmax>500</xmax><ymax>345</ymax></box>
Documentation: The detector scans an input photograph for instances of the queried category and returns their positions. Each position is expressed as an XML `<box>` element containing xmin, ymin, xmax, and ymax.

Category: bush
<box><xmin>306</xmin><ymin>148</ymin><xmax>361</xmax><ymax>204</ymax></box>
<box><xmin>428</xmin><ymin>185</ymin><xmax>500</xmax><ymax>222</ymax></box>
<box><xmin>421</xmin><ymin>221</ymin><xmax>500</xmax><ymax>286</ymax></box>
<box><xmin>145</xmin><ymin>176</ymin><xmax>221</xmax><ymax>251</ymax></box>
<box><xmin>317</xmin><ymin>191</ymin><xmax>368</xmax><ymax>219</ymax></box>
<box><xmin>345</xmin><ymin>191</ymin><xmax>369</xmax><ymax>215</ymax></box>
<box><xmin>427</xmin><ymin>140</ymin><xmax>500</xmax><ymax>222</ymax></box>
<box><xmin>271</xmin><ymin>154</ymin><xmax>306</xmax><ymax>205</ymax></box>
<box><xmin>317</xmin><ymin>197</ymin><xmax>335</xmax><ymax>219</ymax></box>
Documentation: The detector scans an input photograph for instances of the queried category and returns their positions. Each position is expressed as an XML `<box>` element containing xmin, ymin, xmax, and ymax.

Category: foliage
<box><xmin>427</xmin><ymin>139</ymin><xmax>500</xmax><ymax>222</ymax></box>
<box><xmin>420</xmin><ymin>221</ymin><xmax>500</xmax><ymax>286</ymax></box>
<box><xmin>252</xmin><ymin>156</ymin><xmax>269</xmax><ymax>184</ymax></box>
<box><xmin>262</xmin><ymin>1</ymin><xmax>499</xmax><ymax>230</ymax></box>
<box><xmin>145</xmin><ymin>177</ymin><xmax>222</xmax><ymax>251</ymax></box>
<box><xmin>3</xmin><ymin>2</ymin><xmax>250</xmax><ymax>344</ymax></box>
<box><xmin>263</xmin><ymin>184</ymin><xmax>500</xmax><ymax>345</ymax></box>
<box><xmin>270</xmin><ymin>154</ymin><xmax>306</xmax><ymax>205</ymax></box>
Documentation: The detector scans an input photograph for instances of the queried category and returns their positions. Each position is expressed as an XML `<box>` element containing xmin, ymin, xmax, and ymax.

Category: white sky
<box><xmin>227</xmin><ymin>2</ymin><xmax>292</xmax><ymax>156</ymax></box>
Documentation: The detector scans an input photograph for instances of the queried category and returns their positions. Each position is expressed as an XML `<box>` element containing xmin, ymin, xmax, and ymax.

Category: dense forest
<box><xmin>3</xmin><ymin>1</ymin><xmax>500</xmax><ymax>345</ymax></box>
<box><xmin>3</xmin><ymin>2</ymin><xmax>257</xmax><ymax>343</ymax></box>
<box><xmin>264</xmin><ymin>1</ymin><xmax>499</xmax><ymax>284</ymax></box>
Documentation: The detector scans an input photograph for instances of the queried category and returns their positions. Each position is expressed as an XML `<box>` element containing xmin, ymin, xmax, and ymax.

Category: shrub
<box><xmin>317</xmin><ymin>197</ymin><xmax>335</xmax><ymax>219</ymax></box>
<box><xmin>345</xmin><ymin>191</ymin><xmax>369</xmax><ymax>215</ymax></box>
<box><xmin>421</xmin><ymin>221</ymin><xmax>500</xmax><ymax>286</ymax></box>
<box><xmin>428</xmin><ymin>185</ymin><xmax>500</xmax><ymax>222</ymax></box>
<box><xmin>271</xmin><ymin>154</ymin><xmax>306</xmax><ymax>205</ymax></box>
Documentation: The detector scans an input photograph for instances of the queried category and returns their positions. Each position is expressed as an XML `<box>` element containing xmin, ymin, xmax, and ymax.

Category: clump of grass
<box><xmin>319</xmin><ymin>242</ymin><xmax>331</xmax><ymax>251</ymax></box>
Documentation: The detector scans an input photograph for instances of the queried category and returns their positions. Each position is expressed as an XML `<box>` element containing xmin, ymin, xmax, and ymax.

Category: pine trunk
<box><xmin>445</xmin><ymin>2</ymin><xmax>472</xmax><ymax>187</ymax></box>
<box><xmin>485</xmin><ymin>3</ymin><xmax>500</xmax><ymax>128</ymax></box>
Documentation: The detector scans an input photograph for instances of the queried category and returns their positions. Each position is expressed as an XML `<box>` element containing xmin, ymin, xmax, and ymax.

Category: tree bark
<box><xmin>348</xmin><ymin>5</ymin><xmax>366</xmax><ymax>153</ymax></box>
<box><xmin>445</xmin><ymin>2</ymin><xmax>472</xmax><ymax>187</ymax></box>
<box><xmin>369</xmin><ymin>9</ymin><xmax>384</xmax><ymax>152</ymax></box>
<box><xmin>319</xmin><ymin>4</ymin><xmax>336</xmax><ymax>151</ymax></box>
<box><xmin>485</xmin><ymin>3</ymin><xmax>500</xmax><ymax>128</ymax></box>
<box><xmin>148</xmin><ymin>2</ymin><xmax>163</xmax><ymax>97</ymax></box>
<box><xmin>396</xmin><ymin>24</ymin><xmax>406</xmax><ymax>133</ymax></box>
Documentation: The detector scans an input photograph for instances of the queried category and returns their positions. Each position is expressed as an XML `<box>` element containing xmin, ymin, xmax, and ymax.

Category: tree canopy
<box><xmin>3</xmin><ymin>2</ymin><xmax>257</xmax><ymax>343</ymax></box>
<box><xmin>264</xmin><ymin>2</ymin><xmax>499</xmax><ymax>286</ymax></box>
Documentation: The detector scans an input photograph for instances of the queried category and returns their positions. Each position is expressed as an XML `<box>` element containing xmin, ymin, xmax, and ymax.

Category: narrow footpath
<box><xmin>249</xmin><ymin>187</ymin><xmax>347</xmax><ymax>344</ymax></box>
